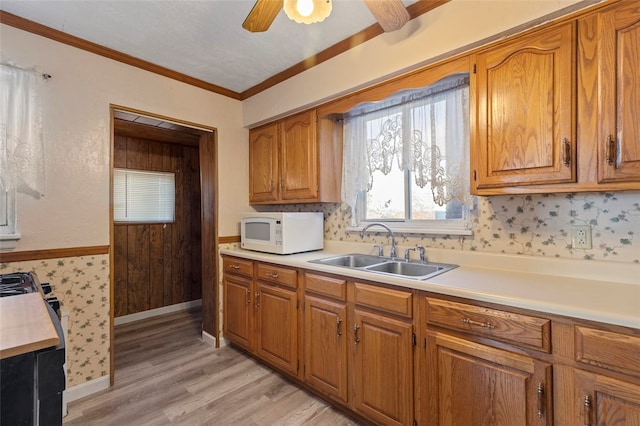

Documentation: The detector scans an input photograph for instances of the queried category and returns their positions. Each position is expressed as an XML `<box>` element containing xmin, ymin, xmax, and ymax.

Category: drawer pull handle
<box><xmin>245</xmin><ymin>288</ymin><xmax>250</xmax><ymax>305</ymax></box>
<box><xmin>461</xmin><ymin>317</ymin><xmax>494</xmax><ymax>330</ymax></box>
<box><xmin>255</xmin><ymin>292</ymin><xmax>260</xmax><ymax>308</ymax></box>
<box><xmin>266</xmin><ymin>272</ymin><xmax>279</xmax><ymax>279</ymax></box>
<box><xmin>229</xmin><ymin>264</ymin><xmax>240</xmax><ymax>270</ymax></box>
<box><xmin>583</xmin><ymin>394</ymin><xmax>592</xmax><ymax>426</ymax></box>
<box><xmin>336</xmin><ymin>318</ymin><xmax>343</xmax><ymax>336</ymax></box>
<box><xmin>536</xmin><ymin>383</ymin><xmax>544</xmax><ymax>419</ymax></box>
<box><xmin>353</xmin><ymin>324</ymin><xmax>360</xmax><ymax>345</ymax></box>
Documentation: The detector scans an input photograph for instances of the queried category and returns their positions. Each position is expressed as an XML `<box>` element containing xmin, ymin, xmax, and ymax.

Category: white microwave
<box><xmin>240</xmin><ymin>212</ymin><xmax>324</xmax><ymax>254</ymax></box>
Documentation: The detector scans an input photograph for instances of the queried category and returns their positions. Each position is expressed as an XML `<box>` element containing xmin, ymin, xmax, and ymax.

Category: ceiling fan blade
<box><xmin>242</xmin><ymin>0</ymin><xmax>283</xmax><ymax>32</ymax></box>
<box><xmin>363</xmin><ymin>0</ymin><xmax>411</xmax><ymax>32</ymax></box>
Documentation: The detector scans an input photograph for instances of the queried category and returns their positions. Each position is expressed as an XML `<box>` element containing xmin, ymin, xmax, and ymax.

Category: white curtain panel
<box><xmin>342</xmin><ymin>74</ymin><xmax>470</xmax><ymax>210</ymax></box>
<box><xmin>0</xmin><ymin>63</ymin><xmax>45</xmax><ymax>197</ymax></box>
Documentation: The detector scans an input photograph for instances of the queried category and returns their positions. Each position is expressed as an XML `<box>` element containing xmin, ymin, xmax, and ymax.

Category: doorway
<box><xmin>109</xmin><ymin>105</ymin><xmax>219</xmax><ymax>385</ymax></box>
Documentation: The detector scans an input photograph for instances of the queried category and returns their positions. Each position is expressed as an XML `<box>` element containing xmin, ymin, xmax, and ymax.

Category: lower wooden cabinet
<box><xmin>303</xmin><ymin>294</ymin><xmax>348</xmax><ymax>402</ymax></box>
<box><xmin>222</xmin><ymin>256</ymin><xmax>300</xmax><ymax>377</ymax></box>
<box><xmin>222</xmin><ymin>273</ymin><xmax>253</xmax><ymax>351</ymax></box>
<box><xmin>255</xmin><ymin>281</ymin><xmax>298</xmax><ymax>376</ymax></box>
<box><xmin>351</xmin><ymin>308</ymin><xmax>414</xmax><ymax>426</ymax></box>
<box><xmin>424</xmin><ymin>331</ymin><xmax>552</xmax><ymax>426</ymax></box>
<box><xmin>223</xmin><ymin>257</ymin><xmax>640</xmax><ymax>426</ymax></box>
<box><xmin>574</xmin><ymin>369</ymin><xmax>640</xmax><ymax>425</ymax></box>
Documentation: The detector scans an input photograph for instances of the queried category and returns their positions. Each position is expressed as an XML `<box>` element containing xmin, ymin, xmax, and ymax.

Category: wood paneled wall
<box><xmin>113</xmin><ymin>134</ymin><xmax>202</xmax><ymax>317</ymax></box>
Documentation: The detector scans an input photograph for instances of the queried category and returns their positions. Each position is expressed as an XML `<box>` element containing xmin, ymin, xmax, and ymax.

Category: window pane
<box><xmin>113</xmin><ymin>169</ymin><xmax>175</xmax><ymax>223</ymax></box>
<box><xmin>0</xmin><ymin>191</ymin><xmax>7</xmax><ymax>227</ymax></box>
<box><xmin>365</xmin><ymin>167</ymin><xmax>405</xmax><ymax>220</ymax></box>
<box><xmin>411</xmin><ymin>177</ymin><xmax>463</xmax><ymax>220</ymax></box>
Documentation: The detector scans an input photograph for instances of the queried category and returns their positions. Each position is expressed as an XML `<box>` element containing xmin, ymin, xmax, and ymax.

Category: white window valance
<box><xmin>342</xmin><ymin>74</ymin><xmax>471</xmax><ymax>209</ymax></box>
<box><xmin>0</xmin><ymin>63</ymin><xmax>45</xmax><ymax>197</ymax></box>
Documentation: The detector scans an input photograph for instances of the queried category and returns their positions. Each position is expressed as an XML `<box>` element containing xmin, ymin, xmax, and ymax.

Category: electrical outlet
<box><xmin>571</xmin><ymin>225</ymin><xmax>592</xmax><ymax>249</ymax></box>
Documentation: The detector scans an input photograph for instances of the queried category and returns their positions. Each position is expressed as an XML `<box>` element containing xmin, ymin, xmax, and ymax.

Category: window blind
<box><xmin>113</xmin><ymin>168</ymin><xmax>175</xmax><ymax>223</ymax></box>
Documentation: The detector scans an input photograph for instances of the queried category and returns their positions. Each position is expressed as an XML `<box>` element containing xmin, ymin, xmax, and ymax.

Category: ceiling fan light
<box><xmin>284</xmin><ymin>0</ymin><xmax>332</xmax><ymax>24</ymax></box>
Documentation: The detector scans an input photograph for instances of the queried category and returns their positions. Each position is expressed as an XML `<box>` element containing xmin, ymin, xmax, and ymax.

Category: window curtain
<box><xmin>342</xmin><ymin>74</ymin><xmax>471</xmax><ymax>210</ymax></box>
<box><xmin>0</xmin><ymin>63</ymin><xmax>45</xmax><ymax>197</ymax></box>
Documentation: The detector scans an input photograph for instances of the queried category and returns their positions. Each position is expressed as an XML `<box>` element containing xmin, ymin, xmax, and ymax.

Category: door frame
<box><xmin>108</xmin><ymin>104</ymin><xmax>219</xmax><ymax>385</ymax></box>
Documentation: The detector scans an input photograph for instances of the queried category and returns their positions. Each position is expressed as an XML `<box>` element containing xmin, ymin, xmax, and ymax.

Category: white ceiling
<box><xmin>1</xmin><ymin>0</ymin><xmax>420</xmax><ymax>95</ymax></box>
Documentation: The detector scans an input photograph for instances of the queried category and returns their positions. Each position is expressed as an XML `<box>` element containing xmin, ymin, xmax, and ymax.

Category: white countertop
<box><xmin>220</xmin><ymin>241</ymin><xmax>640</xmax><ymax>329</ymax></box>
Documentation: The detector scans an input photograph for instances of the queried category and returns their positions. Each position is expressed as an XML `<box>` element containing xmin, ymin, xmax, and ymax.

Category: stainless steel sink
<box><xmin>310</xmin><ymin>253</ymin><xmax>389</xmax><ymax>268</ymax></box>
<box><xmin>309</xmin><ymin>254</ymin><xmax>457</xmax><ymax>280</ymax></box>
<box><xmin>365</xmin><ymin>261</ymin><xmax>443</xmax><ymax>277</ymax></box>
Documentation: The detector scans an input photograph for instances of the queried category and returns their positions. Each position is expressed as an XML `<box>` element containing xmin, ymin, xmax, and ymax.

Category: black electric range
<box><xmin>0</xmin><ymin>271</ymin><xmax>65</xmax><ymax>426</ymax></box>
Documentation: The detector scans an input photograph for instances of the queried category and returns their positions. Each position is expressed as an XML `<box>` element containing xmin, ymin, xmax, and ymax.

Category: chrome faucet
<box><xmin>360</xmin><ymin>223</ymin><xmax>397</xmax><ymax>258</ymax></box>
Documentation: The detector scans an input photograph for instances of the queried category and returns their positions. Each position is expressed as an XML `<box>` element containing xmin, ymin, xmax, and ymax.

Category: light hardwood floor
<box><xmin>64</xmin><ymin>308</ymin><xmax>361</xmax><ymax>425</ymax></box>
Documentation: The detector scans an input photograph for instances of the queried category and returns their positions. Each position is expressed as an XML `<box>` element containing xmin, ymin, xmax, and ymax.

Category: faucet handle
<box><xmin>404</xmin><ymin>247</ymin><xmax>416</xmax><ymax>262</ymax></box>
<box><xmin>416</xmin><ymin>245</ymin><xmax>426</xmax><ymax>263</ymax></box>
<box><xmin>373</xmin><ymin>244</ymin><xmax>384</xmax><ymax>257</ymax></box>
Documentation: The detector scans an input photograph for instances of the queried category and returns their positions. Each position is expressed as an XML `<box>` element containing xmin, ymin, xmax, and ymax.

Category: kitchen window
<box><xmin>113</xmin><ymin>168</ymin><xmax>175</xmax><ymax>223</ymax></box>
<box><xmin>342</xmin><ymin>74</ymin><xmax>474</xmax><ymax>235</ymax></box>
<box><xmin>0</xmin><ymin>189</ymin><xmax>16</xmax><ymax>234</ymax></box>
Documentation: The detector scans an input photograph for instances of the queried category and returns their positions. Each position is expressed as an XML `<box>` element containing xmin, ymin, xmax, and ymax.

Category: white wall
<box><xmin>1</xmin><ymin>24</ymin><xmax>249</xmax><ymax>250</ymax></box>
<box><xmin>243</xmin><ymin>0</ymin><xmax>590</xmax><ymax>126</ymax></box>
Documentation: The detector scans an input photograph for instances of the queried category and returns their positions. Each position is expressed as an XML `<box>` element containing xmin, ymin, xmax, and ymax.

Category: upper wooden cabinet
<box><xmin>248</xmin><ymin>109</ymin><xmax>342</xmax><ymax>204</ymax></box>
<box><xmin>590</xmin><ymin>1</ymin><xmax>640</xmax><ymax>183</ymax></box>
<box><xmin>472</xmin><ymin>1</ymin><xmax>640</xmax><ymax>194</ymax></box>
<box><xmin>472</xmin><ymin>21</ymin><xmax>577</xmax><ymax>190</ymax></box>
<box><xmin>248</xmin><ymin>122</ymin><xmax>279</xmax><ymax>203</ymax></box>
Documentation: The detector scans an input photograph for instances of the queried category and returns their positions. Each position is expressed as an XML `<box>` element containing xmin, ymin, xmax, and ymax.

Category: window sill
<box><xmin>347</xmin><ymin>225</ymin><xmax>472</xmax><ymax>236</ymax></box>
<box><xmin>0</xmin><ymin>233</ymin><xmax>22</xmax><ymax>251</ymax></box>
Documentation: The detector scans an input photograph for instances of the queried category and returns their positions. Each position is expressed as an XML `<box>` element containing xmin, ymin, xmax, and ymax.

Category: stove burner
<box><xmin>0</xmin><ymin>272</ymin><xmax>39</xmax><ymax>297</ymax></box>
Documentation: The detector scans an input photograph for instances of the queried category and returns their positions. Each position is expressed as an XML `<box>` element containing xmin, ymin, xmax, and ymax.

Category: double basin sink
<box><xmin>309</xmin><ymin>253</ymin><xmax>457</xmax><ymax>281</ymax></box>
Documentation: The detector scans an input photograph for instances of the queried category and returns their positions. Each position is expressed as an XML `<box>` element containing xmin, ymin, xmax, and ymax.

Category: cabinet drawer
<box><xmin>305</xmin><ymin>273</ymin><xmax>346</xmax><ymax>301</ymax></box>
<box><xmin>426</xmin><ymin>298</ymin><xmax>551</xmax><ymax>352</ymax></box>
<box><xmin>256</xmin><ymin>263</ymin><xmax>298</xmax><ymax>289</ymax></box>
<box><xmin>575</xmin><ymin>326</ymin><xmax>640</xmax><ymax>377</ymax></box>
<box><xmin>222</xmin><ymin>257</ymin><xmax>253</xmax><ymax>278</ymax></box>
<box><xmin>353</xmin><ymin>282</ymin><xmax>412</xmax><ymax>318</ymax></box>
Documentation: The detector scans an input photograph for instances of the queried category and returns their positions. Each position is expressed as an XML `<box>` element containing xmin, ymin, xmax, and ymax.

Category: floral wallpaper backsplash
<box><xmin>262</xmin><ymin>191</ymin><xmax>640</xmax><ymax>264</ymax></box>
<box><xmin>0</xmin><ymin>255</ymin><xmax>110</xmax><ymax>387</ymax></box>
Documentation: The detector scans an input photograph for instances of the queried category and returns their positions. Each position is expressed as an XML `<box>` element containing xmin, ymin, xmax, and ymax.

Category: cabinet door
<box><xmin>280</xmin><ymin>110</ymin><xmax>318</xmax><ymax>201</ymax></box>
<box><xmin>255</xmin><ymin>282</ymin><xmax>299</xmax><ymax>376</ymax></box>
<box><xmin>304</xmin><ymin>295</ymin><xmax>348</xmax><ymax>402</ymax></box>
<box><xmin>474</xmin><ymin>22</ymin><xmax>576</xmax><ymax>189</ymax></box>
<box><xmin>222</xmin><ymin>274</ymin><xmax>253</xmax><ymax>351</ymax></box>
<box><xmin>249</xmin><ymin>122</ymin><xmax>279</xmax><ymax>203</ymax></box>
<box><xmin>575</xmin><ymin>369</ymin><xmax>640</xmax><ymax>425</ymax></box>
<box><xmin>596</xmin><ymin>3</ymin><xmax>640</xmax><ymax>183</ymax></box>
<box><xmin>351</xmin><ymin>309</ymin><xmax>413</xmax><ymax>426</ymax></box>
<box><xmin>425</xmin><ymin>331</ymin><xmax>552</xmax><ymax>426</ymax></box>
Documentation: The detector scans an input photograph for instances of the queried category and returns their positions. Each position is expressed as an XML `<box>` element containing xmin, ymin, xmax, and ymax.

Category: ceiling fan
<box><xmin>243</xmin><ymin>0</ymin><xmax>411</xmax><ymax>33</ymax></box>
